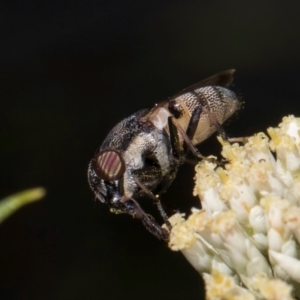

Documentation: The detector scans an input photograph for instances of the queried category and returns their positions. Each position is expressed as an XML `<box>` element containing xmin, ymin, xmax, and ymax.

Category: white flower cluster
<box><xmin>167</xmin><ymin>116</ymin><xmax>300</xmax><ymax>300</ymax></box>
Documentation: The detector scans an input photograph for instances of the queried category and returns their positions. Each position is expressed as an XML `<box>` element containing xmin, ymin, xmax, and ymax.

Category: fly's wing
<box><xmin>200</xmin><ymin>69</ymin><xmax>235</xmax><ymax>86</ymax></box>
<box><xmin>168</xmin><ymin>69</ymin><xmax>235</xmax><ymax>101</ymax></box>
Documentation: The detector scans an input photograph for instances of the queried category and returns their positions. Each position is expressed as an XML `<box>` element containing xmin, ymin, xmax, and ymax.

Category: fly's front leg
<box><xmin>120</xmin><ymin>197</ymin><xmax>169</xmax><ymax>242</ymax></box>
<box><xmin>133</xmin><ymin>175</ymin><xmax>172</xmax><ymax>230</ymax></box>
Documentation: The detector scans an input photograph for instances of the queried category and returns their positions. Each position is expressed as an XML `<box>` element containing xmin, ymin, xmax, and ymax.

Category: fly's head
<box><xmin>88</xmin><ymin>149</ymin><xmax>128</xmax><ymax>213</ymax></box>
<box><xmin>88</xmin><ymin>149</ymin><xmax>154</xmax><ymax>219</ymax></box>
<box><xmin>87</xmin><ymin>148</ymin><xmax>170</xmax><ymax>241</ymax></box>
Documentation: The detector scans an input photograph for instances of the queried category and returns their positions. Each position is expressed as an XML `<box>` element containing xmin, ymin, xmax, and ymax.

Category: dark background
<box><xmin>1</xmin><ymin>1</ymin><xmax>300</xmax><ymax>299</ymax></box>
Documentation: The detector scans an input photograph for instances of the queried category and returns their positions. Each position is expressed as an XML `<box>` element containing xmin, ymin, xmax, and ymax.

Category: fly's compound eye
<box><xmin>92</xmin><ymin>150</ymin><xmax>126</xmax><ymax>181</ymax></box>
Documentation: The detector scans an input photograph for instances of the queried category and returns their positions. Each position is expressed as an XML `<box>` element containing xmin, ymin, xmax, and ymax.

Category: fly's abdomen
<box><xmin>165</xmin><ymin>86</ymin><xmax>240</xmax><ymax>147</ymax></box>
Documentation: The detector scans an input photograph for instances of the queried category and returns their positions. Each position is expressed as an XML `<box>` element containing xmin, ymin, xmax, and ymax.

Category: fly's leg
<box><xmin>133</xmin><ymin>175</ymin><xmax>172</xmax><ymax>230</ymax></box>
<box><xmin>228</xmin><ymin>136</ymin><xmax>249</xmax><ymax>144</ymax></box>
<box><xmin>169</xmin><ymin>116</ymin><xmax>209</xmax><ymax>161</ymax></box>
<box><xmin>201</xmin><ymin>106</ymin><xmax>228</xmax><ymax>142</ymax></box>
<box><xmin>191</xmin><ymin>91</ymin><xmax>229</xmax><ymax>142</ymax></box>
<box><xmin>193</xmin><ymin>95</ymin><xmax>248</xmax><ymax>144</ymax></box>
<box><xmin>184</xmin><ymin>105</ymin><xmax>202</xmax><ymax>153</ymax></box>
<box><xmin>167</xmin><ymin>116</ymin><xmax>183</xmax><ymax>159</ymax></box>
<box><xmin>185</xmin><ymin>105</ymin><xmax>202</xmax><ymax>143</ymax></box>
<box><xmin>169</xmin><ymin>106</ymin><xmax>223</xmax><ymax>165</ymax></box>
<box><xmin>120</xmin><ymin>197</ymin><xmax>169</xmax><ymax>242</ymax></box>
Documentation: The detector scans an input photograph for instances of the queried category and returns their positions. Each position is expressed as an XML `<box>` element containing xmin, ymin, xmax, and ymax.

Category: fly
<box><xmin>87</xmin><ymin>70</ymin><xmax>241</xmax><ymax>242</ymax></box>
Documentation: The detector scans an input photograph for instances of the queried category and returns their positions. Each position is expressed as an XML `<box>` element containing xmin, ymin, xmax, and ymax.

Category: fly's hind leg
<box><xmin>201</xmin><ymin>106</ymin><xmax>229</xmax><ymax>142</ymax></box>
<box><xmin>167</xmin><ymin>114</ymin><xmax>182</xmax><ymax>160</ymax></box>
<box><xmin>190</xmin><ymin>91</ymin><xmax>229</xmax><ymax>142</ymax></box>
<box><xmin>168</xmin><ymin>105</ymin><xmax>223</xmax><ymax>165</ymax></box>
<box><xmin>168</xmin><ymin>114</ymin><xmax>211</xmax><ymax>161</ymax></box>
<box><xmin>184</xmin><ymin>105</ymin><xmax>202</xmax><ymax>151</ymax></box>
<box><xmin>227</xmin><ymin>136</ymin><xmax>249</xmax><ymax>144</ymax></box>
<box><xmin>191</xmin><ymin>92</ymin><xmax>249</xmax><ymax>144</ymax></box>
<box><xmin>199</xmin><ymin>105</ymin><xmax>249</xmax><ymax>144</ymax></box>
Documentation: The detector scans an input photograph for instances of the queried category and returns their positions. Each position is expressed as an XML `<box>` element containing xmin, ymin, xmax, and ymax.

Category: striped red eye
<box><xmin>92</xmin><ymin>150</ymin><xmax>126</xmax><ymax>181</ymax></box>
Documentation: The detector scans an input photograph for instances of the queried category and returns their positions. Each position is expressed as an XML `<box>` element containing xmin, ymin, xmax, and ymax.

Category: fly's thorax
<box><xmin>100</xmin><ymin>108</ymin><xmax>150</xmax><ymax>150</ymax></box>
<box><xmin>121</xmin><ymin>122</ymin><xmax>177</xmax><ymax>198</ymax></box>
